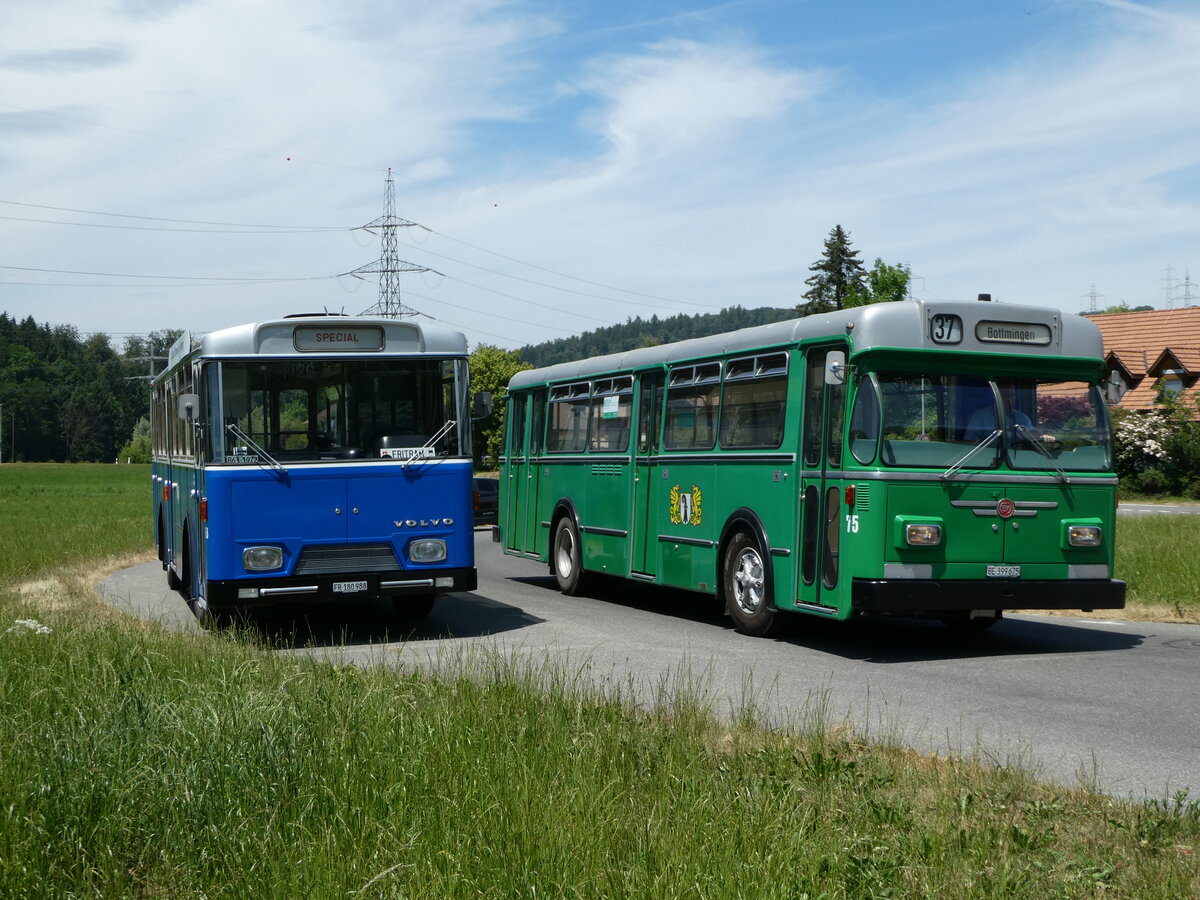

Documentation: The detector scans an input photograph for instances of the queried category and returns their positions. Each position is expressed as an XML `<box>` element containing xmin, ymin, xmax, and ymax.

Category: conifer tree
<box><xmin>801</xmin><ymin>225</ymin><xmax>867</xmax><ymax>313</ymax></box>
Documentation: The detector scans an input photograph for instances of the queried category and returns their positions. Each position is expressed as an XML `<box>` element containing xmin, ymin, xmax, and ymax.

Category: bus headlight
<box><xmin>905</xmin><ymin>523</ymin><xmax>943</xmax><ymax>546</ymax></box>
<box><xmin>243</xmin><ymin>546</ymin><xmax>284</xmax><ymax>571</ymax></box>
<box><xmin>1067</xmin><ymin>525</ymin><xmax>1102</xmax><ymax>547</ymax></box>
<box><xmin>409</xmin><ymin>539</ymin><xmax>447</xmax><ymax>563</ymax></box>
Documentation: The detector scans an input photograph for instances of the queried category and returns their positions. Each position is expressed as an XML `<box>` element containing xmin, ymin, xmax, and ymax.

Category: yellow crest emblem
<box><xmin>668</xmin><ymin>483</ymin><xmax>703</xmax><ymax>526</ymax></box>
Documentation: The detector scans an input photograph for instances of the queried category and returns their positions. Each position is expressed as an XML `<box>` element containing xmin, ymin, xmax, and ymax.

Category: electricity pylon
<box><xmin>346</xmin><ymin>169</ymin><xmax>433</xmax><ymax>318</ymax></box>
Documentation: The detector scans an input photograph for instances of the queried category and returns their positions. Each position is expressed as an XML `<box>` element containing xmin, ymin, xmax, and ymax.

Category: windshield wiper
<box><xmin>941</xmin><ymin>430</ymin><xmax>1001</xmax><ymax>481</ymax></box>
<box><xmin>225</xmin><ymin>423</ymin><xmax>286</xmax><ymax>477</ymax></box>
<box><xmin>400</xmin><ymin>419</ymin><xmax>456</xmax><ymax>468</ymax></box>
<box><xmin>1013</xmin><ymin>423</ymin><xmax>1069</xmax><ymax>483</ymax></box>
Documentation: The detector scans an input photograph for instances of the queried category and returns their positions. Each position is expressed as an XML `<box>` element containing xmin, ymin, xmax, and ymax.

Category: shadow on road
<box><xmin>513</xmin><ymin>572</ymin><xmax>1144</xmax><ymax>663</ymax></box>
<box><xmin>217</xmin><ymin>591</ymin><xmax>545</xmax><ymax>649</ymax></box>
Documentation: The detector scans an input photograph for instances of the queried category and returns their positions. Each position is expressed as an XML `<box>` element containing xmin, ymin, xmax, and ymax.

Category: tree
<box><xmin>801</xmin><ymin>225</ymin><xmax>867</xmax><ymax>313</ymax></box>
<box><xmin>861</xmin><ymin>258</ymin><xmax>911</xmax><ymax>306</ymax></box>
<box><xmin>469</xmin><ymin>344</ymin><xmax>531</xmax><ymax>470</ymax></box>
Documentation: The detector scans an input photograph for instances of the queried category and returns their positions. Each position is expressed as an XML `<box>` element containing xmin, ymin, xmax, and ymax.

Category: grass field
<box><xmin>1</xmin><ymin>464</ymin><xmax>1197</xmax><ymax>897</ymax></box>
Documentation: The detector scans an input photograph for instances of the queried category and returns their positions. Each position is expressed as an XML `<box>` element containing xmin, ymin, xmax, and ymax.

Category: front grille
<box><xmin>294</xmin><ymin>543</ymin><xmax>399</xmax><ymax>575</ymax></box>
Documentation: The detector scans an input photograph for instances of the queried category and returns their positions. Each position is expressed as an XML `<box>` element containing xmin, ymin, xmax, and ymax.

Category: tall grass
<box><xmin>0</xmin><ymin>463</ymin><xmax>151</xmax><ymax>584</ymax></box>
<box><xmin>1116</xmin><ymin>515</ymin><xmax>1200</xmax><ymax>616</ymax></box>
<box><xmin>0</xmin><ymin>465</ymin><xmax>1197</xmax><ymax>896</ymax></box>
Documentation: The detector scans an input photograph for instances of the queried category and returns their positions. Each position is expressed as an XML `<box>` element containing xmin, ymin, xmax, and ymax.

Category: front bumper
<box><xmin>851</xmin><ymin>578</ymin><xmax>1126</xmax><ymax>613</ymax></box>
<box><xmin>207</xmin><ymin>566</ymin><xmax>477</xmax><ymax>608</ymax></box>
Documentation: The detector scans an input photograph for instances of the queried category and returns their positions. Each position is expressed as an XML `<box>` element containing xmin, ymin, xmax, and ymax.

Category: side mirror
<box><xmin>825</xmin><ymin>351</ymin><xmax>846</xmax><ymax>387</ymax></box>
<box><xmin>177</xmin><ymin>393</ymin><xmax>200</xmax><ymax>420</ymax></box>
<box><xmin>473</xmin><ymin>391</ymin><xmax>494</xmax><ymax>418</ymax></box>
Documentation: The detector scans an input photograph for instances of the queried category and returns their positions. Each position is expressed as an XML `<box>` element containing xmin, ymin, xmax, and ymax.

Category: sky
<box><xmin>1</xmin><ymin>0</ymin><xmax>1199</xmax><ymax>352</ymax></box>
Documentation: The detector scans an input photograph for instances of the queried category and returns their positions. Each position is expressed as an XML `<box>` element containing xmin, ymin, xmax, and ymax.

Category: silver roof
<box><xmin>171</xmin><ymin>315</ymin><xmax>468</xmax><ymax>365</ymax></box>
<box><xmin>509</xmin><ymin>300</ymin><xmax>1103</xmax><ymax>389</ymax></box>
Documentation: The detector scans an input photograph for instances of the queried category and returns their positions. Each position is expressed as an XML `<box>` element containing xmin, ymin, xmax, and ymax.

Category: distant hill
<box><xmin>518</xmin><ymin>305</ymin><xmax>798</xmax><ymax>369</ymax></box>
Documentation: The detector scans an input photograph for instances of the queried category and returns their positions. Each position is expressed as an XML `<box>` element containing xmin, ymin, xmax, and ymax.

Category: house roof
<box><xmin>1086</xmin><ymin>307</ymin><xmax>1200</xmax><ymax>412</ymax></box>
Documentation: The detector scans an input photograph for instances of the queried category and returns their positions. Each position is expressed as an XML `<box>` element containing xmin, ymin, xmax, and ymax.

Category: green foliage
<box><xmin>118</xmin><ymin>417</ymin><xmax>152</xmax><ymax>464</ymax></box>
<box><xmin>0</xmin><ymin>314</ymin><xmax>181</xmax><ymax>462</ymax></box>
<box><xmin>1114</xmin><ymin>393</ymin><xmax>1200</xmax><ymax>495</ymax></box>
<box><xmin>469</xmin><ymin>345</ymin><xmax>531</xmax><ymax>468</ymax></box>
<box><xmin>802</xmin><ymin>224</ymin><xmax>867</xmax><ymax>313</ymax></box>
<box><xmin>518</xmin><ymin>305</ymin><xmax>795</xmax><ymax>369</ymax></box>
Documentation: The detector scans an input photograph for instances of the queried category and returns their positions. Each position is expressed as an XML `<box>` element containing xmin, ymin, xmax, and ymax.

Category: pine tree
<box><xmin>801</xmin><ymin>225</ymin><xmax>867</xmax><ymax>314</ymax></box>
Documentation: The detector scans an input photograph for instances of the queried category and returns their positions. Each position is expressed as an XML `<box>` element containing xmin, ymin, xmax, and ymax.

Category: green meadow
<box><xmin>0</xmin><ymin>464</ymin><xmax>1196</xmax><ymax>897</ymax></box>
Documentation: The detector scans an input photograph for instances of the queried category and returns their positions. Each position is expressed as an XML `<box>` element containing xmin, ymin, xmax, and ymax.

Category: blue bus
<box><xmin>151</xmin><ymin>314</ymin><xmax>484</xmax><ymax>626</ymax></box>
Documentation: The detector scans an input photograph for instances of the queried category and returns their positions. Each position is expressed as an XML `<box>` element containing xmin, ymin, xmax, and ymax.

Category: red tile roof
<box><xmin>1086</xmin><ymin>308</ymin><xmax>1200</xmax><ymax>412</ymax></box>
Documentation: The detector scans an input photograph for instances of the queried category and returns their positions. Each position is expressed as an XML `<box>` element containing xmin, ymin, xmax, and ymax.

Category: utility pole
<box><xmin>1082</xmin><ymin>284</ymin><xmax>1104</xmax><ymax>312</ymax></box>
<box><xmin>345</xmin><ymin>169</ymin><xmax>437</xmax><ymax>318</ymax></box>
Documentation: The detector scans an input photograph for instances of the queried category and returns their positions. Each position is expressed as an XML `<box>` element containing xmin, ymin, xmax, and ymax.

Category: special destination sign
<box><xmin>293</xmin><ymin>325</ymin><xmax>385</xmax><ymax>352</ymax></box>
<box><xmin>974</xmin><ymin>320</ymin><xmax>1052</xmax><ymax>346</ymax></box>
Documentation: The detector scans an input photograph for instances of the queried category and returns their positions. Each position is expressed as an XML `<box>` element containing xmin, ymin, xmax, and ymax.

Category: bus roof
<box><xmin>509</xmin><ymin>300</ymin><xmax>1104</xmax><ymax>389</ymax></box>
<box><xmin>156</xmin><ymin>315</ymin><xmax>468</xmax><ymax>382</ymax></box>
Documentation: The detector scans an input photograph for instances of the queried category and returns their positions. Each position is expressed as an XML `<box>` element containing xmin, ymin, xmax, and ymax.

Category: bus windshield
<box><xmin>214</xmin><ymin>358</ymin><xmax>466</xmax><ymax>463</ymax></box>
<box><xmin>849</xmin><ymin>373</ymin><xmax>1112</xmax><ymax>472</ymax></box>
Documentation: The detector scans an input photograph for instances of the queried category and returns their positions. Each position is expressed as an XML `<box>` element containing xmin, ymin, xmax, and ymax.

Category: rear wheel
<box><xmin>723</xmin><ymin>533</ymin><xmax>779</xmax><ymax>637</ymax></box>
<box><xmin>553</xmin><ymin>516</ymin><xmax>587</xmax><ymax>595</ymax></box>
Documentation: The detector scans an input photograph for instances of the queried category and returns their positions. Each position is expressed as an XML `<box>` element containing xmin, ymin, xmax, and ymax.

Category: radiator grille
<box><xmin>294</xmin><ymin>543</ymin><xmax>399</xmax><ymax>575</ymax></box>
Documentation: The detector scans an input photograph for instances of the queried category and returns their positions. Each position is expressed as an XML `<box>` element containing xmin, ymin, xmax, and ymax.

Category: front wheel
<box><xmin>552</xmin><ymin>516</ymin><xmax>588</xmax><ymax>595</ymax></box>
<box><xmin>723</xmin><ymin>533</ymin><xmax>779</xmax><ymax>637</ymax></box>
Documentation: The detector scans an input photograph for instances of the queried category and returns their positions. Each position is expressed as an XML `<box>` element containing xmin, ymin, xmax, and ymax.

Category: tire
<box><xmin>723</xmin><ymin>532</ymin><xmax>779</xmax><ymax>637</ymax></box>
<box><xmin>552</xmin><ymin>516</ymin><xmax>587</xmax><ymax>596</ymax></box>
<box><xmin>942</xmin><ymin>610</ymin><xmax>1002</xmax><ymax>632</ymax></box>
<box><xmin>393</xmin><ymin>594</ymin><xmax>436</xmax><ymax>619</ymax></box>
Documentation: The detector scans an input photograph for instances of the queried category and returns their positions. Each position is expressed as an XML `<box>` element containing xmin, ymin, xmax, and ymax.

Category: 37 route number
<box><xmin>929</xmin><ymin>313</ymin><xmax>963</xmax><ymax>344</ymax></box>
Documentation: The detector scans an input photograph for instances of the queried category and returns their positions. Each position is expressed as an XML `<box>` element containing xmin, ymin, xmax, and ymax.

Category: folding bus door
<box><xmin>631</xmin><ymin>372</ymin><xmax>663</xmax><ymax>577</ymax></box>
<box><xmin>796</xmin><ymin>345</ymin><xmax>849</xmax><ymax>611</ymax></box>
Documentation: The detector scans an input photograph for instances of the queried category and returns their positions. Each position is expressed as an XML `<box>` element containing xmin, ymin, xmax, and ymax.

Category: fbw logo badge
<box><xmin>668</xmin><ymin>484</ymin><xmax>703</xmax><ymax>526</ymax></box>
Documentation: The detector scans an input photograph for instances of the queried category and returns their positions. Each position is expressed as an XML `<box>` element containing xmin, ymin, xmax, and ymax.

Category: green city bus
<box><xmin>499</xmin><ymin>299</ymin><xmax>1125</xmax><ymax>636</ymax></box>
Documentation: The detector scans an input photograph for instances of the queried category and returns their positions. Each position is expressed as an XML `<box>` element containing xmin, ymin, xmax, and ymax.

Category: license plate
<box><xmin>986</xmin><ymin>565</ymin><xmax>1021</xmax><ymax>578</ymax></box>
<box><xmin>332</xmin><ymin>580</ymin><xmax>368</xmax><ymax>593</ymax></box>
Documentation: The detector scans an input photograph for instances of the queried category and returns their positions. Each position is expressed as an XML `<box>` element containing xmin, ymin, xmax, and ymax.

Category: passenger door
<box><xmin>796</xmin><ymin>346</ymin><xmax>848</xmax><ymax>610</ymax></box>
<box><xmin>632</xmin><ymin>372</ymin><xmax>663</xmax><ymax>576</ymax></box>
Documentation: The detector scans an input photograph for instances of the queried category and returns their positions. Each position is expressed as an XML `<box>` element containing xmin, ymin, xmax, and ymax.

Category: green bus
<box><xmin>499</xmin><ymin>299</ymin><xmax>1125</xmax><ymax>636</ymax></box>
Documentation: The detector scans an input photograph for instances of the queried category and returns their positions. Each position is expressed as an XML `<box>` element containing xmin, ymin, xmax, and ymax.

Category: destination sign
<box><xmin>974</xmin><ymin>320</ymin><xmax>1052</xmax><ymax>346</ymax></box>
<box><xmin>293</xmin><ymin>325</ymin><xmax>385</xmax><ymax>352</ymax></box>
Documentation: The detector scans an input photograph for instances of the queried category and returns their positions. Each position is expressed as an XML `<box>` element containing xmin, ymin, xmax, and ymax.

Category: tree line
<box><xmin>0</xmin><ymin>314</ymin><xmax>180</xmax><ymax>463</ymax></box>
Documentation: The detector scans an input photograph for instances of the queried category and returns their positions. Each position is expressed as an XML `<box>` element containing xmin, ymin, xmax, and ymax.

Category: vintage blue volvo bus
<box><xmin>151</xmin><ymin>314</ymin><xmax>481</xmax><ymax>625</ymax></box>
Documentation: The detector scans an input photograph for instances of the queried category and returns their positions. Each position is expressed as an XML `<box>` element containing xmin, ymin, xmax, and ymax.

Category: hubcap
<box><xmin>556</xmin><ymin>527</ymin><xmax>575</xmax><ymax>577</ymax></box>
<box><xmin>731</xmin><ymin>548</ymin><xmax>765</xmax><ymax>614</ymax></box>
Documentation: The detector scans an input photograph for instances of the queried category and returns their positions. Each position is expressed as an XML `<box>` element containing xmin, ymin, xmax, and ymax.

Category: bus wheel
<box><xmin>723</xmin><ymin>533</ymin><xmax>778</xmax><ymax>637</ymax></box>
<box><xmin>393</xmin><ymin>594</ymin><xmax>436</xmax><ymax>618</ymax></box>
<box><xmin>553</xmin><ymin>516</ymin><xmax>587</xmax><ymax>596</ymax></box>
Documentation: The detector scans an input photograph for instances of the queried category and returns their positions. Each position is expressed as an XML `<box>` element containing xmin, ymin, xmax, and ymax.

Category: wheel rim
<box><xmin>555</xmin><ymin>525</ymin><xmax>576</xmax><ymax>579</ymax></box>
<box><xmin>731</xmin><ymin>547</ymin><xmax>765</xmax><ymax>614</ymax></box>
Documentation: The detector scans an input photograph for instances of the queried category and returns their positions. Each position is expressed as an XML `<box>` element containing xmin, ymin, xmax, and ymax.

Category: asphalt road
<box><xmin>98</xmin><ymin>531</ymin><xmax>1200</xmax><ymax>802</ymax></box>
